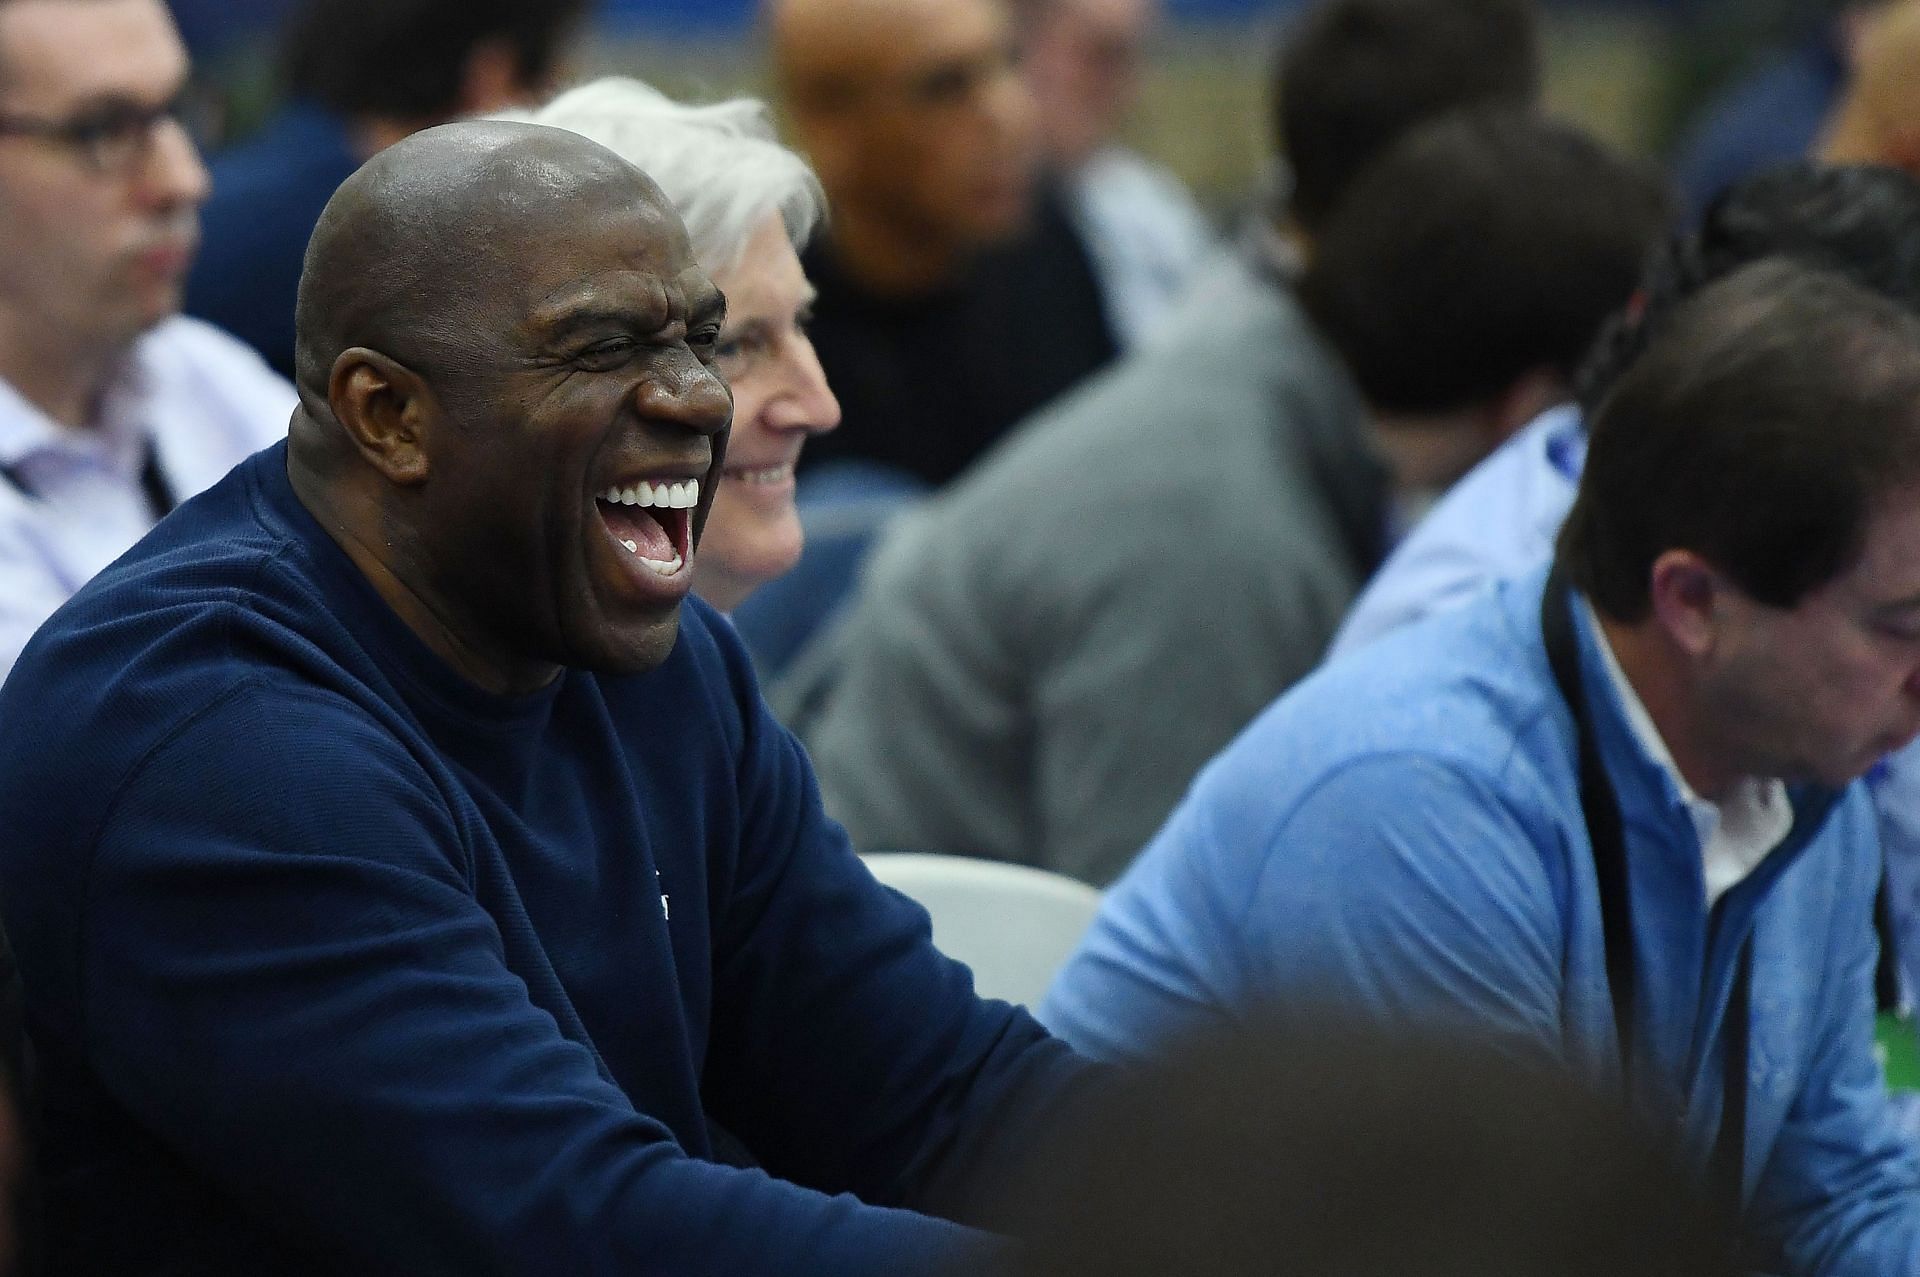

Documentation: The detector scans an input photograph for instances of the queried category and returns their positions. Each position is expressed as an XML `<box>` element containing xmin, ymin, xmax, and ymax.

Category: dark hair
<box><xmin>1561</xmin><ymin>258</ymin><xmax>1920</xmax><ymax>620</ymax></box>
<box><xmin>1576</xmin><ymin>161</ymin><xmax>1920</xmax><ymax>413</ymax></box>
<box><xmin>983</xmin><ymin>1017</ymin><xmax>1738</xmax><ymax>1277</ymax></box>
<box><xmin>1297</xmin><ymin>110</ymin><xmax>1669</xmax><ymax>416</ymax></box>
<box><xmin>1275</xmin><ymin>0</ymin><xmax>1541</xmax><ymax>235</ymax></box>
<box><xmin>280</xmin><ymin>0</ymin><xmax>587</xmax><ymax>122</ymax></box>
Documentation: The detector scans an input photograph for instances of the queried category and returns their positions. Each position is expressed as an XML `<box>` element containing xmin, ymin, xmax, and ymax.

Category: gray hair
<box><xmin>511</xmin><ymin>76</ymin><xmax>827</xmax><ymax>277</ymax></box>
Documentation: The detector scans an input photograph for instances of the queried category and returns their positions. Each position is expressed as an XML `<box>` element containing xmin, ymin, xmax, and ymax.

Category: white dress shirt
<box><xmin>1585</xmin><ymin>598</ymin><xmax>1793</xmax><ymax>907</ymax></box>
<box><xmin>0</xmin><ymin>315</ymin><xmax>293</xmax><ymax>681</ymax></box>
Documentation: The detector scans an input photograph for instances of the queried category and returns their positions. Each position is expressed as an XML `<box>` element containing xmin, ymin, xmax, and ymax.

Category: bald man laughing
<box><xmin>0</xmin><ymin>120</ymin><xmax>1094</xmax><ymax>1276</ymax></box>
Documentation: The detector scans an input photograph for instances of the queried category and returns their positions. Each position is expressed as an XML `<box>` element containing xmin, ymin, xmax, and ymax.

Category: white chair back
<box><xmin>863</xmin><ymin>852</ymin><xmax>1104</xmax><ymax>1008</ymax></box>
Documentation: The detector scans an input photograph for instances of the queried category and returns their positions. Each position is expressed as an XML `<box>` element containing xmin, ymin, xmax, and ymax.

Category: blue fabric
<box><xmin>0</xmin><ymin>443</ymin><xmax>1090</xmax><ymax>1275</ymax></box>
<box><xmin>1044</xmin><ymin>568</ymin><xmax>1920</xmax><ymax>1273</ymax></box>
<box><xmin>187</xmin><ymin>103</ymin><xmax>362</xmax><ymax>379</ymax></box>
<box><xmin>1670</xmin><ymin>36</ymin><xmax>1848</xmax><ymax>222</ymax></box>
<box><xmin>1334</xmin><ymin>403</ymin><xmax>1920</xmax><ymax>1015</ymax></box>
<box><xmin>1332</xmin><ymin>403</ymin><xmax>1584</xmax><ymax>659</ymax></box>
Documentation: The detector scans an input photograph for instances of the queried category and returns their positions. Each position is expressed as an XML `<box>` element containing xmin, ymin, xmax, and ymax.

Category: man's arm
<box><xmin>82</xmin><ymin>685</ymin><xmax>1004</xmax><ymax>1276</ymax></box>
<box><xmin>1044</xmin><ymin>752</ymin><xmax>1566</xmax><ymax>1068</ymax></box>
<box><xmin>1743</xmin><ymin>804</ymin><xmax>1920</xmax><ymax>1277</ymax></box>
<box><xmin>702</xmin><ymin>628</ymin><xmax>1098</xmax><ymax>1225</ymax></box>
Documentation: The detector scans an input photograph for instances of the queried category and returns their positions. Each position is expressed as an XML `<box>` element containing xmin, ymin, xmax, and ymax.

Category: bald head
<box><xmin>769</xmin><ymin>0</ymin><xmax>933</xmax><ymax>111</ymax></box>
<box><xmin>294</xmin><ymin>118</ymin><xmax>683</xmax><ymax>404</ymax></box>
<box><xmin>766</xmin><ymin>0</ymin><xmax>1034</xmax><ymax>266</ymax></box>
<box><xmin>1821</xmin><ymin>0</ymin><xmax>1920</xmax><ymax>173</ymax></box>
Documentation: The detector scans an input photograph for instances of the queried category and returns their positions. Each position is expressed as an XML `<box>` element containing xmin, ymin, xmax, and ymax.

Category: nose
<box><xmin>762</xmin><ymin>333</ymin><xmax>841</xmax><ymax>436</ymax></box>
<box><xmin>138</xmin><ymin>116</ymin><xmax>209</xmax><ymax>209</ymax></box>
<box><xmin>633</xmin><ymin>357</ymin><xmax>733</xmax><ymax>437</ymax></box>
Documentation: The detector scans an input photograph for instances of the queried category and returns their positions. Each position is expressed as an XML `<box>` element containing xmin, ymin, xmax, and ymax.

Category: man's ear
<box><xmin>328</xmin><ymin>347</ymin><xmax>436</xmax><ymax>486</ymax></box>
<box><xmin>1646</xmin><ymin>548</ymin><xmax>1723</xmax><ymax>660</ymax></box>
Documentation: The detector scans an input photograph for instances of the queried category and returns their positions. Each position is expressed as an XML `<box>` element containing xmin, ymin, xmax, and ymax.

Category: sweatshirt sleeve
<box><xmin>78</xmin><ymin>681</ymin><xmax>1010</xmax><ymax>1277</ymax></box>
<box><xmin>700</xmin><ymin>632</ymin><xmax>1099</xmax><ymax>1223</ymax></box>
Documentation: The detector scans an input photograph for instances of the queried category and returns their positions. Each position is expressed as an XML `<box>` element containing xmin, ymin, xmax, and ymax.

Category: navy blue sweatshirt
<box><xmin>0</xmin><ymin>443</ymin><xmax>1090</xmax><ymax>1274</ymax></box>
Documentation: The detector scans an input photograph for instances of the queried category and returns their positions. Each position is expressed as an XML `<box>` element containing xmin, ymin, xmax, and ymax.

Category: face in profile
<box><xmin>695</xmin><ymin>213</ymin><xmax>841</xmax><ymax>613</ymax></box>
<box><xmin>0</xmin><ymin>0</ymin><xmax>208</xmax><ymax>348</ymax></box>
<box><xmin>1696</xmin><ymin>483</ymin><xmax>1920</xmax><ymax>788</ymax></box>
<box><xmin>408</xmin><ymin>187</ymin><xmax>734</xmax><ymax>679</ymax></box>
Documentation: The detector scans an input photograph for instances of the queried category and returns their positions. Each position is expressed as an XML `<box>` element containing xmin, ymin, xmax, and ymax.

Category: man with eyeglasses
<box><xmin>0</xmin><ymin>0</ymin><xmax>292</xmax><ymax>682</ymax></box>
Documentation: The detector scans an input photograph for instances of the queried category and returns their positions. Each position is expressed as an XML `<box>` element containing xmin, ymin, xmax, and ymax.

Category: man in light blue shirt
<box><xmin>1331</xmin><ymin>163</ymin><xmax>1920</xmax><ymax>1009</ymax></box>
<box><xmin>0</xmin><ymin>0</ymin><xmax>292</xmax><ymax>681</ymax></box>
<box><xmin>1045</xmin><ymin>259</ymin><xmax>1920</xmax><ymax>1272</ymax></box>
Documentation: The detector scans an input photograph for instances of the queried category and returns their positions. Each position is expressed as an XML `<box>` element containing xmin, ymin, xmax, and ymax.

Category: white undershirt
<box><xmin>1584</xmin><ymin>601</ymin><xmax>1793</xmax><ymax>908</ymax></box>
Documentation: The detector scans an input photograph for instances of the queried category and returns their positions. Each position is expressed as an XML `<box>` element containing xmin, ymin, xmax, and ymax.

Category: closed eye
<box><xmin>577</xmin><ymin>336</ymin><xmax>637</xmax><ymax>370</ymax></box>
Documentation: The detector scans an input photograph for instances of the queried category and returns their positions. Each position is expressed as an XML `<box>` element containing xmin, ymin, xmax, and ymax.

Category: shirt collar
<box><xmin>1579</xmin><ymin>596</ymin><xmax>1793</xmax><ymax>902</ymax></box>
<box><xmin>0</xmin><ymin>337</ymin><xmax>155</xmax><ymax>474</ymax></box>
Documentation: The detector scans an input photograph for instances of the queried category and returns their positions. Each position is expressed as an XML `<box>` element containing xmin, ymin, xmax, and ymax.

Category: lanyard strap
<box><xmin>1538</xmin><ymin>565</ymin><xmax>1749</xmax><ymax>1215</ymax></box>
<box><xmin>0</xmin><ymin>439</ymin><xmax>177</xmax><ymax>521</ymax></box>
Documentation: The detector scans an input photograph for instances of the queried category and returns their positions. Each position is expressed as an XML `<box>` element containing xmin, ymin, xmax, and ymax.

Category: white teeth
<box><xmin>614</xmin><ymin>537</ymin><xmax>685</xmax><ymax>576</ymax></box>
<box><xmin>597</xmin><ymin>479</ymin><xmax>699</xmax><ymax>509</ymax></box>
<box><xmin>727</xmin><ymin>465</ymin><xmax>792</xmax><ymax>485</ymax></box>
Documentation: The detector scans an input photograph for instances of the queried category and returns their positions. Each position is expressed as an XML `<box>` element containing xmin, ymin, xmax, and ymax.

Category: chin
<box><xmin>570</xmin><ymin>613</ymin><xmax>684</xmax><ymax>677</ymax></box>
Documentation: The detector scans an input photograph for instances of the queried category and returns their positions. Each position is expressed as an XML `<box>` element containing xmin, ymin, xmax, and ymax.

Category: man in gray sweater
<box><xmin>795</xmin><ymin>110</ymin><xmax>1667</xmax><ymax>884</ymax></box>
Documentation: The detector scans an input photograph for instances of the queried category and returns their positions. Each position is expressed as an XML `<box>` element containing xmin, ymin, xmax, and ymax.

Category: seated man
<box><xmin>1044</xmin><ymin>259</ymin><xmax>1920</xmax><ymax>1270</ymax></box>
<box><xmin>798</xmin><ymin>110</ymin><xmax>1665</xmax><ymax>885</ymax></box>
<box><xmin>1329</xmin><ymin>161</ymin><xmax>1920</xmax><ymax>1006</ymax></box>
<box><xmin>0</xmin><ymin>0</ymin><xmax>293</xmax><ymax>681</ymax></box>
<box><xmin>0</xmin><ymin>121</ymin><xmax>1093</xmax><ymax>1275</ymax></box>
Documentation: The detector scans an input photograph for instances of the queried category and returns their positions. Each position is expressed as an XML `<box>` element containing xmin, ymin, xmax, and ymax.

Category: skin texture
<box><xmin>0</xmin><ymin>0</ymin><xmax>208</xmax><ymax>428</ymax></box>
<box><xmin>769</xmin><ymin>0</ymin><xmax>1037</xmax><ymax>293</ymax></box>
<box><xmin>695</xmin><ymin>212</ymin><xmax>840</xmax><ymax>613</ymax></box>
<box><xmin>287</xmin><ymin>121</ymin><xmax>734</xmax><ymax>695</ymax></box>
<box><xmin>1820</xmin><ymin>0</ymin><xmax>1920</xmax><ymax>175</ymax></box>
<box><xmin>1604</xmin><ymin>482</ymin><xmax>1920</xmax><ymax>799</ymax></box>
<box><xmin>1018</xmin><ymin>0</ymin><xmax>1158</xmax><ymax>171</ymax></box>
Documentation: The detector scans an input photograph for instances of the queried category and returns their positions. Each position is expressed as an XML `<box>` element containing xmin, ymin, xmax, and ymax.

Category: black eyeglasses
<box><xmin>0</xmin><ymin>91</ymin><xmax>192</xmax><ymax>174</ymax></box>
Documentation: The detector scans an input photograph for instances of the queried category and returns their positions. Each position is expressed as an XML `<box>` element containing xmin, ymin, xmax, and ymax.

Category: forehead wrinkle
<box><xmin>527</xmin><ymin>271</ymin><xmax>675</xmax><ymax>337</ymax></box>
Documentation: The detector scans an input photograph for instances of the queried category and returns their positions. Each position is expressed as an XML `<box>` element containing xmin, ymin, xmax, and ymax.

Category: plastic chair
<box><xmin>862</xmin><ymin>853</ymin><xmax>1104</xmax><ymax>1008</ymax></box>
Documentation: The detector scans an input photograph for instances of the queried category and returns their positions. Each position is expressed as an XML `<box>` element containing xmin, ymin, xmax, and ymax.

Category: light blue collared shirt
<box><xmin>1330</xmin><ymin>403</ymin><xmax>1585</xmax><ymax>659</ymax></box>
<box><xmin>1326</xmin><ymin>399</ymin><xmax>1920</xmax><ymax>1014</ymax></box>
<box><xmin>0</xmin><ymin>315</ymin><xmax>292</xmax><ymax>682</ymax></box>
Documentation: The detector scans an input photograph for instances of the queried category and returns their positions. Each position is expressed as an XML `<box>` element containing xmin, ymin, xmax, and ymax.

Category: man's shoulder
<box><xmin>1204</xmin><ymin>583</ymin><xmax>1572</xmax><ymax>829</ymax></box>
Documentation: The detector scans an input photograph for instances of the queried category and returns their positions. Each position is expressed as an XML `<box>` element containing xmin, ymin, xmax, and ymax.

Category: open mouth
<box><xmin>595</xmin><ymin>478</ymin><xmax>698</xmax><ymax>577</ymax></box>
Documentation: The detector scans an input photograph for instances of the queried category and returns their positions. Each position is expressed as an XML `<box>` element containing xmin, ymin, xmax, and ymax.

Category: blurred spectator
<box><xmin>1330</xmin><ymin>159</ymin><xmax>1920</xmax><ymax>1074</ymax></box>
<box><xmin>1044</xmin><ymin>258</ymin><xmax>1920</xmax><ymax>1272</ymax></box>
<box><xmin>516</xmin><ymin>78</ymin><xmax>841</xmax><ymax>614</ymax></box>
<box><xmin>0</xmin><ymin>0</ymin><xmax>291</xmax><ymax>683</ymax></box>
<box><xmin>1819</xmin><ymin>0</ymin><xmax>1920</xmax><ymax>174</ymax></box>
<box><xmin>1011</xmin><ymin>0</ymin><xmax>1214</xmax><ymax>348</ymax></box>
<box><xmin>795</xmin><ymin>110</ymin><xmax>1665</xmax><ymax>885</ymax></box>
<box><xmin>1168</xmin><ymin>0</ymin><xmax>1541</xmax><ymax>321</ymax></box>
<box><xmin>986</xmin><ymin>1018</ymin><xmax>1737</xmax><ymax>1277</ymax></box>
<box><xmin>1670</xmin><ymin>0</ymin><xmax>1900</xmax><ymax>219</ymax></box>
<box><xmin>1335</xmin><ymin>163</ymin><xmax>1920</xmax><ymax>658</ymax></box>
<box><xmin>769</xmin><ymin>0</ymin><xmax>1117</xmax><ymax>488</ymax></box>
<box><xmin>184</xmin><ymin>0</ymin><xmax>586</xmax><ymax>379</ymax></box>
